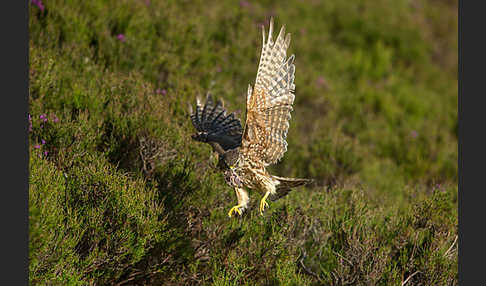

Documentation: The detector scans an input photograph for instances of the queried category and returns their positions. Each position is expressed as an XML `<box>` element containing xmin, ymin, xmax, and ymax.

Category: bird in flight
<box><xmin>189</xmin><ymin>18</ymin><xmax>312</xmax><ymax>217</ymax></box>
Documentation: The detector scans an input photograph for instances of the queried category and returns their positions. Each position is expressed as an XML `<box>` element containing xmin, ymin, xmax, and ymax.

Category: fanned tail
<box><xmin>269</xmin><ymin>175</ymin><xmax>313</xmax><ymax>201</ymax></box>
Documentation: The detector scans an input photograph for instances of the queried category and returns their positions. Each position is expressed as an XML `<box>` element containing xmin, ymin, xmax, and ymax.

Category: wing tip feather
<box><xmin>268</xmin><ymin>17</ymin><xmax>274</xmax><ymax>44</ymax></box>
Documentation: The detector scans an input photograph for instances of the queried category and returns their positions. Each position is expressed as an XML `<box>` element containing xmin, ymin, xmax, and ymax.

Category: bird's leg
<box><xmin>259</xmin><ymin>191</ymin><xmax>270</xmax><ymax>216</ymax></box>
<box><xmin>227</xmin><ymin>205</ymin><xmax>243</xmax><ymax>217</ymax></box>
<box><xmin>228</xmin><ymin>187</ymin><xmax>249</xmax><ymax>217</ymax></box>
<box><xmin>258</xmin><ymin>175</ymin><xmax>277</xmax><ymax>216</ymax></box>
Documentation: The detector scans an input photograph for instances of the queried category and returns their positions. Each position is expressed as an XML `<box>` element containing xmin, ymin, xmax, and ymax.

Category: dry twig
<box><xmin>444</xmin><ymin>235</ymin><xmax>458</xmax><ymax>258</ymax></box>
<box><xmin>401</xmin><ymin>271</ymin><xmax>420</xmax><ymax>286</ymax></box>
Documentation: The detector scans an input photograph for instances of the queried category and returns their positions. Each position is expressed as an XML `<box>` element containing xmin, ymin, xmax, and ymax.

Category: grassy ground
<box><xmin>29</xmin><ymin>0</ymin><xmax>457</xmax><ymax>285</ymax></box>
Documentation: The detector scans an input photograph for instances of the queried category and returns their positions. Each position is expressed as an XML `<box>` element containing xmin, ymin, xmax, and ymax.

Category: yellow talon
<box><xmin>228</xmin><ymin>205</ymin><xmax>243</xmax><ymax>217</ymax></box>
<box><xmin>259</xmin><ymin>193</ymin><xmax>270</xmax><ymax>216</ymax></box>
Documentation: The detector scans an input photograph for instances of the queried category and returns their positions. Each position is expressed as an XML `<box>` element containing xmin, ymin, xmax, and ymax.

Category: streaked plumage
<box><xmin>189</xmin><ymin>18</ymin><xmax>312</xmax><ymax>217</ymax></box>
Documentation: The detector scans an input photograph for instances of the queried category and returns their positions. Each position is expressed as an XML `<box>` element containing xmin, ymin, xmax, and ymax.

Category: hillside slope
<box><xmin>29</xmin><ymin>0</ymin><xmax>457</xmax><ymax>284</ymax></box>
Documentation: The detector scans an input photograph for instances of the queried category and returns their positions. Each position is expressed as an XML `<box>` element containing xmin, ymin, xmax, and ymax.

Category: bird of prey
<box><xmin>189</xmin><ymin>18</ymin><xmax>312</xmax><ymax>217</ymax></box>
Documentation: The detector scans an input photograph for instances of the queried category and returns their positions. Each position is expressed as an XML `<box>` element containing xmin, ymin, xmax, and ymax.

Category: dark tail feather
<box><xmin>270</xmin><ymin>175</ymin><xmax>313</xmax><ymax>201</ymax></box>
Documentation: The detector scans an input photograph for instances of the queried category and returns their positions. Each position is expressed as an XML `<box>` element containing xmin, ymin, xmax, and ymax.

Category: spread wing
<box><xmin>240</xmin><ymin>18</ymin><xmax>296</xmax><ymax>166</ymax></box>
<box><xmin>189</xmin><ymin>94</ymin><xmax>243</xmax><ymax>152</ymax></box>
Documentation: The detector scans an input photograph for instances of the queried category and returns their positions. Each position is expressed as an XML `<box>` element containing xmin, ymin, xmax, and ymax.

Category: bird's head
<box><xmin>222</xmin><ymin>148</ymin><xmax>240</xmax><ymax>169</ymax></box>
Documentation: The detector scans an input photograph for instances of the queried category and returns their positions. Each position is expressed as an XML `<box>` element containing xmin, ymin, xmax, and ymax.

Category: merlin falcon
<box><xmin>189</xmin><ymin>18</ymin><xmax>312</xmax><ymax>217</ymax></box>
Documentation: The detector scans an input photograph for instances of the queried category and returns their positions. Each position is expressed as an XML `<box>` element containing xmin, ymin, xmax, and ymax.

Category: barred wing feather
<box><xmin>241</xmin><ymin>18</ymin><xmax>296</xmax><ymax>166</ymax></box>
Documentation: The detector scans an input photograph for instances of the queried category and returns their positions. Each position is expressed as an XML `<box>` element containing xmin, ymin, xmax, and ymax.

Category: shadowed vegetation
<box><xmin>29</xmin><ymin>0</ymin><xmax>457</xmax><ymax>284</ymax></box>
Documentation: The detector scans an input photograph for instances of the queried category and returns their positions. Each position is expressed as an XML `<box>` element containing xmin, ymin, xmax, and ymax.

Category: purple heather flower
<box><xmin>410</xmin><ymin>130</ymin><xmax>418</xmax><ymax>139</ymax></box>
<box><xmin>41</xmin><ymin>139</ymin><xmax>46</xmax><ymax>145</ymax></box>
<box><xmin>156</xmin><ymin>89</ymin><xmax>167</xmax><ymax>95</ymax></box>
<box><xmin>239</xmin><ymin>0</ymin><xmax>250</xmax><ymax>7</ymax></box>
<box><xmin>28</xmin><ymin>114</ymin><xmax>32</xmax><ymax>132</ymax></box>
<box><xmin>316</xmin><ymin>76</ymin><xmax>328</xmax><ymax>89</ymax></box>
<box><xmin>116</xmin><ymin>34</ymin><xmax>126</xmax><ymax>42</ymax></box>
<box><xmin>44</xmin><ymin>151</ymin><xmax>49</xmax><ymax>156</ymax></box>
<box><xmin>40</xmin><ymin>114</ymin><xmax>48</xmax><ymax>122</ymax></box>
<box><xmin>52</xmin><ymin>114</ymin><xmax>59</xmax><ymax>123</ymax></box>
<box><xmin>31</xmin><ymin>0</ymin><xmax>45</xmax><ymax>12</ymax></box>
<box><xmin>34</xmin><ymin>144</ymin><xmax>41</xmax><ymax>149</ymax></box>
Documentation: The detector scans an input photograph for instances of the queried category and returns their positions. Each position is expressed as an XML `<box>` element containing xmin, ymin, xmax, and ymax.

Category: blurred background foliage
<box><xmin>29</xmin><ymin>0</ymin><xmax>457</xmax><ymax>284</ymax></box>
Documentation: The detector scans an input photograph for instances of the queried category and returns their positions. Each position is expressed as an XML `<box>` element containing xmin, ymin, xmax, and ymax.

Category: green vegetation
<box><xmin>29</xmin><ymin>0</ymin><xmax>457</xmax><ymax>284</ymax></box>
